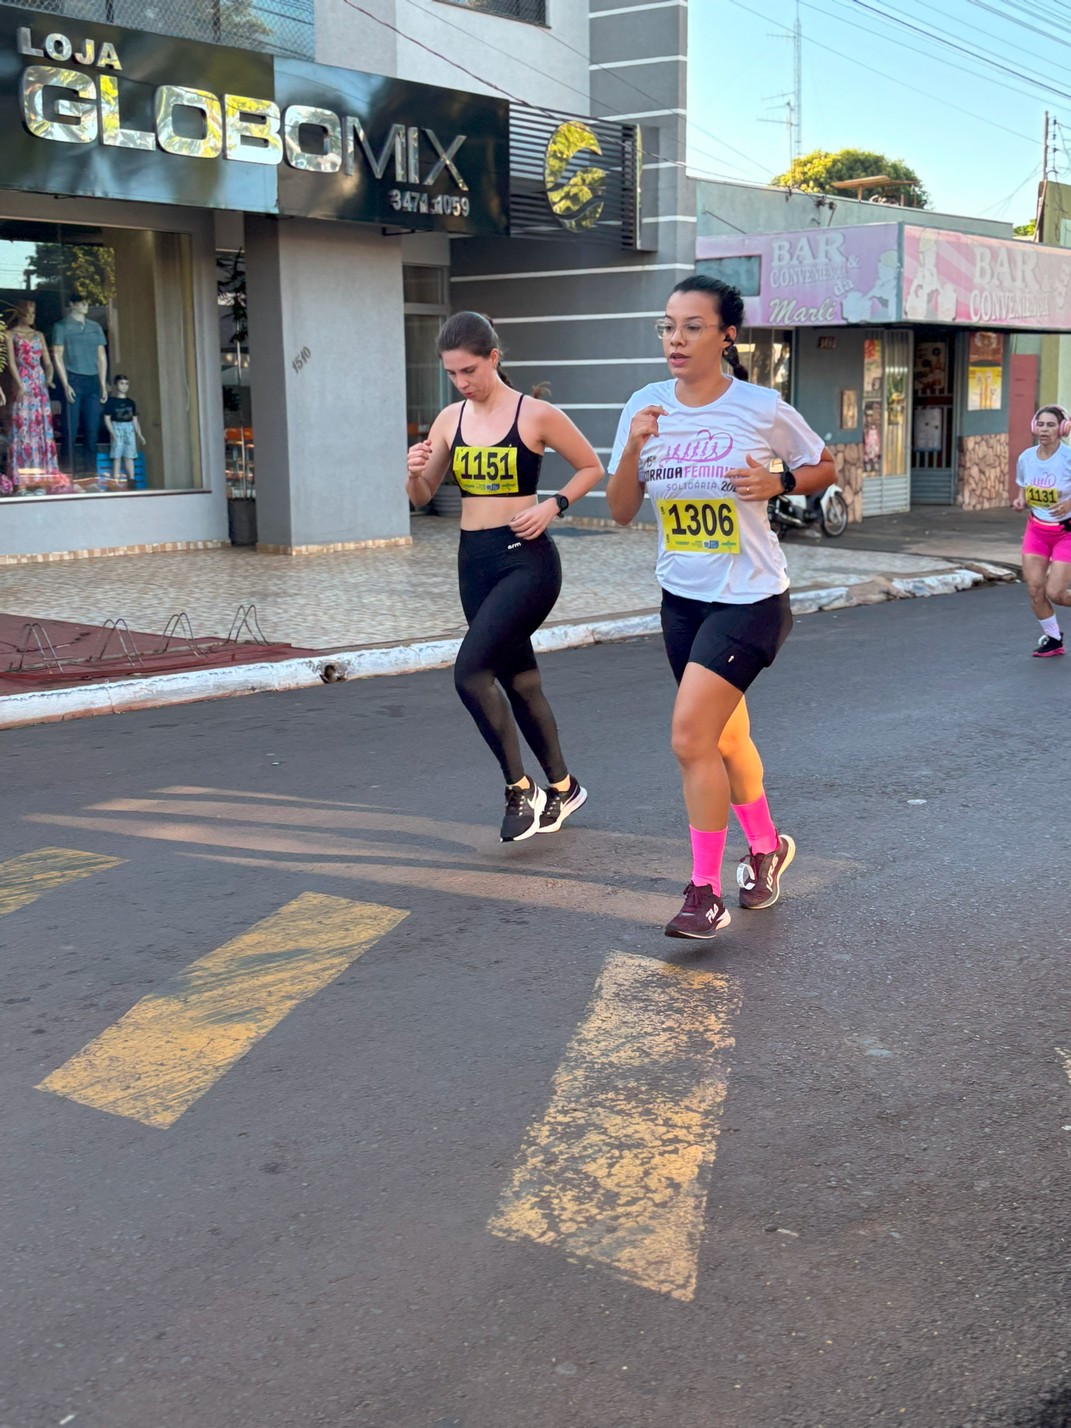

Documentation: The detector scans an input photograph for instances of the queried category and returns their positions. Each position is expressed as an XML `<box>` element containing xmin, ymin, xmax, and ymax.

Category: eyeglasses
<box><xmin>654</xmin><ymin>320</ymin><xmax>721</xmax><ymax>341</ymax></box>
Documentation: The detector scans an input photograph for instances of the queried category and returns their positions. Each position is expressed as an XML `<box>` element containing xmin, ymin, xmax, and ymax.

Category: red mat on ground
<box><xmin>0</xmin><ymin>611</ymin><xmax>322</xmax><ymax>694</ymax></box>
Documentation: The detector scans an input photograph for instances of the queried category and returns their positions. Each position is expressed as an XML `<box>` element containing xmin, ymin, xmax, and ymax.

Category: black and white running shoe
<box><xmin>1033</xmin><ymin>633</ymin><xmax>1065</xmax><ymax>658</ymax></box>
<box><xmin>538</xmin><ymin>776</ymin><xmax>588</xmax><ymax>833</ymax></box>
<box><xmin>500</xmin><ymin>781</ymin><xmax>547</xmax><ymax>842</ymax></box>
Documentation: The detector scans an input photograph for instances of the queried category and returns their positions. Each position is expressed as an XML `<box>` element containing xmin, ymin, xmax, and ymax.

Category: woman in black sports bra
<box><xmin>406</xmin><ymin>311</ymin><xmax>604</xmax><ymax>843</ymax></box>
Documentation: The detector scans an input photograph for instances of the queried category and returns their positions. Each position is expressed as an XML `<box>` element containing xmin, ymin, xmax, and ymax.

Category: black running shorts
<box><xmin>660</xmin><ymin>588</ymin><xmax>793</xmax><ymax>692</ymax></box>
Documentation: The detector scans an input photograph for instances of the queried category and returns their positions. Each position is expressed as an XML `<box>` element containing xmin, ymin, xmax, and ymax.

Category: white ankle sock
<box><xmin>1040</xmin><ymin>615</ymin><xmax>1061</xmax><ymax>640</ymax></box>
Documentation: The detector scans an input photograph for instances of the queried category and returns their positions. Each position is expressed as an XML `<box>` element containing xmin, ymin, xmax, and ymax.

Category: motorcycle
<box><xmin>767</xmin><ymin>483</ymin><xmax>849</xmax><ymax>539</ymax></box>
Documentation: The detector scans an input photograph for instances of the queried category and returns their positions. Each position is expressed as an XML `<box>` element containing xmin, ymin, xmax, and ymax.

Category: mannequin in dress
<box><xmin>3</xmin><ymin>299</ymin><xmax>67</xmax><ymax>494</ymax></box>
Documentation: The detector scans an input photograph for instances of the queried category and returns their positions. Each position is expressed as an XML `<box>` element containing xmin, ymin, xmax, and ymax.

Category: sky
<box><xmin>686</xmin><ymin>0</ymin><xmax>1057</xmax><ymax>226</ymax></box>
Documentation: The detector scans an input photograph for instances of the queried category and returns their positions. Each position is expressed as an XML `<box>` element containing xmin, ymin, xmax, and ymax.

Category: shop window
<box><xmin>403</xmin><ymin>266</ymin><xmax>449</xmax><ymax>307</ymax></box>
<box><xmin>0</xmin><ymin>219</ymin><xmax>201</xmax><ymax>500</ymax></box>
<box><xmin>437</xmin><ymin>0</ymin><xmax>547</xmax><ymax>25</ymax></box>
<box><xmin>218</xmin><ymin>250</ymin><xmax>253</xmax><ymax>502</ymax></box>
<box><xmin>0</xmin><ymin>0</ymin><xmax>315</xmax><ymax>57</ymax></box>
<box><xmin>697</xmin><ymin>256</ymin><xmax>762</xmax><ymax>298</ymax></box>
<box><xmin>403</xmin><ymin>266</ymin><xmax>449</xmax><ymax>446</ymax></box>
<box><xmin>735</xmin><ymin>328</ymin><xmax>792</xmax><ymax>400</ymax></box>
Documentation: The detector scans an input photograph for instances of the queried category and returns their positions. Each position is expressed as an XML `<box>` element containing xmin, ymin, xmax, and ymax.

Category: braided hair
<box><xmin>436</xmin><ymin>311</ymin><xmax>514</xmax><ymax>389</ymax></box>
<box><xmin>671</xmin><ymin>275</ymin><xmax>749</xmax><ymax>381</ymax></box>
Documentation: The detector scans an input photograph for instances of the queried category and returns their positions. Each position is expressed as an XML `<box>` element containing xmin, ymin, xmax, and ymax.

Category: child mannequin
<box><xmin>102</xmin><ymin>374</ymin><xmax>145</xmax><ymax>487</ymax></box>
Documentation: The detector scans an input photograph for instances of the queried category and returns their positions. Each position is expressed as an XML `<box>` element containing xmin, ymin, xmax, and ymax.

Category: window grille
<box><xmin>438</xmin><ymin>0</ymin><xmax>546</xmax><ymax>26</ymax></box>
<box><xmin>1</xmin><ymin>0</ymin><xmax>315</xmax><ymax>58</ymax></box>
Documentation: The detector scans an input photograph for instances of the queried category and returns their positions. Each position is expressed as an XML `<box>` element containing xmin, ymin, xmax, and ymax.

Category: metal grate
<box><xmin>0</xmin><ymin>0</ymin><xmax>315</xmax><ymax>57</ymax></box>
<box><xmin>438</xmin><ymin>0</ymin><xmax>546</xmax><ymax>25</ymax></box>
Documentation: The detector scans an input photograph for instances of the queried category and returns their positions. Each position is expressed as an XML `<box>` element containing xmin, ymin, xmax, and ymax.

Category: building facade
<box><xmin>695</xmin><ymin>179</ymin><xmax>1071</xmax><ymax>520</ymax></box>
<box><xmin>0</xmin><ymin>0</ymin><xmax>692</xmax><ymax>562</ymax></box>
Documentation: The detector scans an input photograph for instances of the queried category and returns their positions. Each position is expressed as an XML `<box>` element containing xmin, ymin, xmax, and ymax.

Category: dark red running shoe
<box><xmin>664</xmin><ymin>882</ymin><xmax>731</xmax><ymax>939</ymax></box>
<box><xmin>736</xmin><ymin>834</ymin><xmax>796</xmax><ymax>910</ymax></box>
<box><xmin>1033</xmin><ymin>634</ymin><xmax>1065</xmax><ymax>658</ymax></box>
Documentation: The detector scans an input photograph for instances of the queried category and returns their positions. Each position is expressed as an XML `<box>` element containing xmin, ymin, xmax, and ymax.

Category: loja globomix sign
<box><xmin>0</xmin><ymin>8</ymin><xmax>509</xmax><ymax>233</ymax></box>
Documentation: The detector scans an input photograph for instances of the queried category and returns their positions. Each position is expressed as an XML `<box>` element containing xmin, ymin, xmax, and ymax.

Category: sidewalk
<box><xmin>835</xmin><ymin>505</ymin><xmax>1025</xmax><ymax>568</ymax></box>
<box><xmin>0</xmin><ymin>509</ymin><xmax>1019</xmax><ymax>727</ymax></box>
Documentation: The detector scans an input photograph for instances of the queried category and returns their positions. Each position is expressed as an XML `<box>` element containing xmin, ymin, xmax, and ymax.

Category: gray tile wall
<box><xmin>451</xmin><ymin>0</ymin><xmax>696</xmax><ymax>514</ymax></box>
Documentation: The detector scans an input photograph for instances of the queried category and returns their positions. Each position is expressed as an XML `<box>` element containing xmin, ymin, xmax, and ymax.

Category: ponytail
<box><xmin>723</xmin><ymin>341</ymin><xmax>749</xmax><ymax>382</ymax></box>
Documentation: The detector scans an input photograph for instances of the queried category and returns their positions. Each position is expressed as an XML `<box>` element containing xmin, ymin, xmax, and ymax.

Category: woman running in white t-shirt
<box><xmin>1013</xmin><ymin>405</ymin><xmax>1071</xmax><ymax>657</ymax></box>
<box><xmin>607</xmin><ymin>276</ymin><xmax>835</xmax><ymax>939</ymax></box>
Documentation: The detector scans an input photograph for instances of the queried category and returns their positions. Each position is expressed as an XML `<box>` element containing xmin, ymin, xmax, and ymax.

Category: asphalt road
<box><xmin>1</xmin><ymin>581</ymin><xmax>1068</xmax><ymax>1428</ymax></box>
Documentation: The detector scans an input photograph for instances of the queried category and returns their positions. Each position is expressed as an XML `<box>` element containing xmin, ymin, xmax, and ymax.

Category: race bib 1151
<box><xmin>452</xmin><ymin>445</ymin><xmax>519</xmax><ymax>495</ymax></box>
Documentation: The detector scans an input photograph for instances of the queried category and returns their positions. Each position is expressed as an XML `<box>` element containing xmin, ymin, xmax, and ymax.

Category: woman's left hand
<box><xmin>726</xmin><ymin>453</ymin><xmax>782</xmax><ymax>502</ymax></box>
<box><xmin>1054</xmin><ymin>496</ymin><xmax>1071</xmax><ymax>519</ymax></box>
<box><xmin>509</xmin><ymin>499</ymin><xmax>558</xmax><ymax>541</ymax></box>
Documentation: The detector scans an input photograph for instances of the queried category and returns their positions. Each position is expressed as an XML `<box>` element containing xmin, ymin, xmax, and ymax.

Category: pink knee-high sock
<box><xmin>731</xmin><ymin>794</ymin><xmax>779</xmax><ymax>855</ymax></box>
<box><xmin>689</xmin><ymin>826</ymin><xmax>727</xmax><ymax>894</ymax></box>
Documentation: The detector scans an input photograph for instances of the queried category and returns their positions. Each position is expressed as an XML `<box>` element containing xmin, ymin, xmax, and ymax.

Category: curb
<box><xmin>0</xmin><ymin>563</ymin><xmax>1015</xmax><ymax>731</ymax></box>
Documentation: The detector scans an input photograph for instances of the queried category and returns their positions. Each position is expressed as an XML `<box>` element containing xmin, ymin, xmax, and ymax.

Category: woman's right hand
<box><xmin>626</xmin><ymin>405</ymin><xmax>667</xmax><ymax>453</ymax></box>
<box><xmin>1012</xmin><ymin>495</ymin><xmax>1025</xmax><ymax>511</ymax></box>
<box><xmin>407</xmin><ymin>439</ymin><xmax>434</xmax><ymax>477</ymax></box>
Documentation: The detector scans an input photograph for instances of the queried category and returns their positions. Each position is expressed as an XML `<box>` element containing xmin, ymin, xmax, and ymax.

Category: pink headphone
<box><xmin>1032</xmin><ymin>406</ymin><xmax>1071</xmax><ymax>437</ymax></box>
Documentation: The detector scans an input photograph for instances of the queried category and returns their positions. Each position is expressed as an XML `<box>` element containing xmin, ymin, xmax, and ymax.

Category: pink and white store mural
<box><xmin>901</xmin><ymin>227</ymin><xmax>1071</xmax><ymax>328</ymax></box>
<box><xmin>696</xmin><ymin>223</ymin><xmax>1071</xmax><ymax>329</ymax></box>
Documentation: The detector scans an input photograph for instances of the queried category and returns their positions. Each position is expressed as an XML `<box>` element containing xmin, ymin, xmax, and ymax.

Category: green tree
<box><xmin>25</xmin><ymin>242</ymin><xmax>116</xmax><ymax>307</ymax></box>
<box><xmin>1014</xmin><ymin>218</ymin><xmax>1036</xmax><ymax>237</ymax></box>
<box><xmin>771</xmin><ymin>148</ymin><xmax>930</xmax><ymax>208</ymax></box>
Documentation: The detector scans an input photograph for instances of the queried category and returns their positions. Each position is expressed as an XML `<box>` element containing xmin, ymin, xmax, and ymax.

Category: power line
<box><xmin>335</xmin><ymin>0</ymin><xmax>756</xmax><ymax>195</ymax></box>
<box><xmin>809</xmin><ymin>0</ymin><xmax>1071</xmax><ymax>104</ymax></box>
<box><xmin>732</xmin><ymin>0</ymin><xmax>1037</xmax><ymax>150</ymax></box>
<box><xmin>396</xmin><ymin>0</ymin><xmax>776</xmax><ymax>183</ymax></box>
<box><xmin>833</xmin><ymin>0</ymin><xmax>1071</xmax><ymax>104</ymax></box>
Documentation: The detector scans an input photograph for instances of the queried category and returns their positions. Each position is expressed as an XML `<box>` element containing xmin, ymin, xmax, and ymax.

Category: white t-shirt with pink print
<box><xmin>609</xmin><ymin>377</ymin><xmax>826</xmax><ymax>604</ymax></box>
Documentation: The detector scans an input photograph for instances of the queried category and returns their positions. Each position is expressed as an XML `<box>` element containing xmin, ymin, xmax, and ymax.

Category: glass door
<box><xmin>862</xmin><ymin>329</ymin><xmax>912</xmax><ymax>515</ymax></box>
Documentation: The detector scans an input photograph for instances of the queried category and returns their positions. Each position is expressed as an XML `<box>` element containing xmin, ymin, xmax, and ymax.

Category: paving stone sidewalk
<box><xmin>0</xmin><ymin>515</ymin><xmax>984</xmax><ymax>651</ymax></box>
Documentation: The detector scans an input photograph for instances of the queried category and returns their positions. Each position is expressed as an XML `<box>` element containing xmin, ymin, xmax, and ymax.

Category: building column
<box><xmin>244</xmin><ymin>215</ymin><xmax>410</xmax><ymax>552</ymax></box>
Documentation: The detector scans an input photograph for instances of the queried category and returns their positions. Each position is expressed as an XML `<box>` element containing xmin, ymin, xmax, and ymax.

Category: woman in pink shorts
<box><xmin>1014</xmin><ymin>405</ymin><xmax>1071</xmax><ymax>657</ymax></box>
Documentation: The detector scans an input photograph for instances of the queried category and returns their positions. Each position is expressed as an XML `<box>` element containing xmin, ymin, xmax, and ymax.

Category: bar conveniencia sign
<box><xmin>697</xmin><ymin>222</ymin><xmax>1071</xmax><ymax>330</ymax></box>
<box><xmin>0</xmin><ymin>8</ymin><xmax>509</xmax><ymax>234</ymax></box>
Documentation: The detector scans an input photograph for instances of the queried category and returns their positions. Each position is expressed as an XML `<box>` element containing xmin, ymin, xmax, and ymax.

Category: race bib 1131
<box><xmin>1025</xmin><ymin>484</ymin><xmax>1060</xmax><ymax>508</ymax></box>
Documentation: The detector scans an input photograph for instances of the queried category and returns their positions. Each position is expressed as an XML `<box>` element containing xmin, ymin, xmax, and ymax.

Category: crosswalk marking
<box><xmin>0</xmin><ymin>847</ymin><xmax>124</xmax><ymax>918</ymax></box>
<box><xmin>38</xmin><ymin>892</ymin><xmax>407</xmax><ymax>1129</ymax></box>
<box><xmin>489</xmin><ymin>952</ymin><xmax>742</xmax><ymax>1303</ymax></box>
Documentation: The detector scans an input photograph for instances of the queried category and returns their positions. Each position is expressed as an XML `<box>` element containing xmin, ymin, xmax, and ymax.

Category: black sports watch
<box><xmin>554</xmin><ymin>493</ymin><xmax>570</xmax><ymax>517</ymax></box>
<box><xmin>779</xmin><ymin>470</ymin><xmax>797</xmax><ymax>494</ymax></box>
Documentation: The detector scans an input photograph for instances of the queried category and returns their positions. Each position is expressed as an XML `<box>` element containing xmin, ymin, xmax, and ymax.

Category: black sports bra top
<box><xmin>449</xmin><ymin>393</ymin><xmax>543</xmax><ymax>498</ymax></box>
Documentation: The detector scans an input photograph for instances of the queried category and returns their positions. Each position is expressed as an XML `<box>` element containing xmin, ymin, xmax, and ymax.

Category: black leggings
<box><xmin>455</xmin><ymin>526</ymin><xmax>567</xmax><ymax>786</ymax></box>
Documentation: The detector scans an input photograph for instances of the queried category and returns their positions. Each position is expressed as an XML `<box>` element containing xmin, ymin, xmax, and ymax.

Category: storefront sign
<box><xmin>903</xmin><ymin>227</ymin><xmax>1071</xmax><ymax>329</ymax></box>
<box><xmin>0</xmin><ymin>9</ymin><xmax>509</xmax><ymax>234</ymax></box>
<box><xmin>698</xmin><ymin>222</ymin><xmax>1071</xmax><ymax>331</ymax></box>
<box><xmin>697</xmin><ymin>224</ymin><xmax>901</xmax><ymax>327</ymax></box>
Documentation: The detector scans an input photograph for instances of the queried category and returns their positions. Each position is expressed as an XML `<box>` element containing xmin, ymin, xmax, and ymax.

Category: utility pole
<box><xmin>764</xmin><ymin>4</ymin><xmax>803</xmax><ymax>171</ymax></box>
<box><xmin>792</xmin><ymin>0</ymin><xmax>802</xmax><ymax>162</ymax></box>
<box><xmin>1035</xmin><ymin>111</ymin><xmax>1050</xmax><ymax>240</ymax></box>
